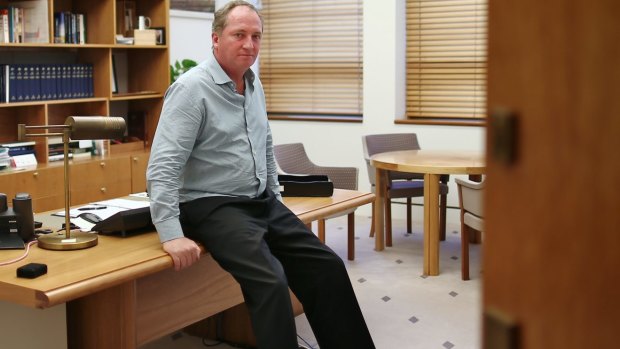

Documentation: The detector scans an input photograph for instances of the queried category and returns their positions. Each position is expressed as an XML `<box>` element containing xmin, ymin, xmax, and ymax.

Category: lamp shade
<box><xmin>65</xmin><ymin>116</ymin><xmax>126</xmax><ymax>140</ymax></box>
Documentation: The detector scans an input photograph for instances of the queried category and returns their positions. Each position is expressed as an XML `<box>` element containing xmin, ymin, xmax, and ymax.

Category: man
<box><xmin>147</xmin><ymin>1</ymin><xmax>375</xmax><ymax>348</ymax></box>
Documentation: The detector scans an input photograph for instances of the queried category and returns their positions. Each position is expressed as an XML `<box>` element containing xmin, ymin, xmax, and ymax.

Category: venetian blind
<box><xmin>406</xmin><ymin>0</ymin><xmax>487</xmax><ymax>120</ymax></box>
<box><xmin>260</xmin><ymin>0</ymin><xmax>363</xmax><ymax>116</ymax></box>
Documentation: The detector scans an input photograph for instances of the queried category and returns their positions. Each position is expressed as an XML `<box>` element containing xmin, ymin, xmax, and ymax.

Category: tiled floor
<box><xmin>142</xmin><ymin>213</ymin><xmax>482</xmax><ymax>349</ymax></box>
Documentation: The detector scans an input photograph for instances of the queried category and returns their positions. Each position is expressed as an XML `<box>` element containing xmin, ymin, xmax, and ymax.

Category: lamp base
<box><xmin>37</xmin><ymin>231</ymin><xmax>98</xmax><ymax>251</ymax></box>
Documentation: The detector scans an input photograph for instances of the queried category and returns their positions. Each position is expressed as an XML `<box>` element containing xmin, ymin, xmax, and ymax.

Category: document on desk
<box><xmin>54</xmin><ymin>199</ymin><xmax>149</xmax><ymax>218</ymax></box>
<box><xmin>53</xmin><ymin>199</ymin><xmax>150</xmax><ymax>231</ymax></box>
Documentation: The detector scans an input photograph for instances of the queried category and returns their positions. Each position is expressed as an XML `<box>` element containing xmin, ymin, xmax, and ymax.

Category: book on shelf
<box><xmin>53</xmin><ymin>11</ymin><xmax>86</xmax><ymax>44</ymax></box>
<box><xmin>48</xmin><ymin>151</ymin><xmax>92</xmax><ymax>162</ymax></box>
<box><xmin>0</xmin><ymin>6</ymin><xmax>24</xmax><ymax>43</ymax></box>
<box><xmin>0</xmin><ymin>1</ymin><xmax>48</xmax><ymax>44</ymax></box>
<box><xmin>0</xmin><ymin>141</ymin><xmax>35</xmax><ymax>148</ymax></box>
<box><xmin>0</xmin><ymin>8</ymin><xmax>9</xmax><ymax>43</ymax></box>
<box><xmin>0</xmin><ymin>141</ymin><xmax>35</xmax><ymax>157</ymax></box>
<box><xmin>48</xmin><ymin>137</ymin><xmax>94</xmax><ymax>162</ymax></box>
<box><xmin>11</xmin><ymin>0</ymin><xmax>49</xmax><ymax>43</ymax></box>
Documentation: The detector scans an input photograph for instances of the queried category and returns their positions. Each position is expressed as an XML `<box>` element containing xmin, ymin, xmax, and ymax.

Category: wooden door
<box><xmin>484</xmin><ymin>0</ymin><xmax>620</xmax><ymax>348</ymax></box>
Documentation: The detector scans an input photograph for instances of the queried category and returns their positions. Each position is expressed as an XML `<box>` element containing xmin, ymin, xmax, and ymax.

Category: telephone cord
<box><xmin>0</xmin><ymin>240</ymin><xmax>38</xmax><ymax>266</ymax></box>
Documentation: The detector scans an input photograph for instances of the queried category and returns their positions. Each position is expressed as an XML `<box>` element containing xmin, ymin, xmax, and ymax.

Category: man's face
<box><xmin>212</xmin><ymin>6</ymin><xmax>262</xmax><ymax>77</ymax></box>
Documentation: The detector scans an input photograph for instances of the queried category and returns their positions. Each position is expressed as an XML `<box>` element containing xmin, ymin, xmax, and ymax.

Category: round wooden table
<box><xmin>371</xmin><ymin>150</ymin><xmax>485</xmax><ymax>276</ymax></box>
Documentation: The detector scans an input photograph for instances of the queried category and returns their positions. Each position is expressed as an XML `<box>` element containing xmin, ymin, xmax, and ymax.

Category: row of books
<box><xmin>0</xmin><ymin>141</ymin><xmax>36</xmax><ymax>168</ymax></box>
<box><xmin>0</xmin><ymin>141</ymin><xmax>35</xmax><ymax>157</ymax></box>
<box><xmin>54</xmin><ymin>11</ymin><xmax>87</xmax><ymax>44</ymax></box>
<box><xmin>48</xmin><ymin>137</ymin><xmax>94</xmax><ymax>162</ymax></box>
<box><xmin>0</xmin><ymin>1</ymin><xmax>49</xmax><ymax>44</ymax></box>
<box><xmin>1</xmin><ymin>63</ymin><xmax>94</xmax><ymax>104</ymax></box>
<box><xmin>0</xmin><ymin>7</ymin><xmax>23</xmax><ymax>43</ymax></box>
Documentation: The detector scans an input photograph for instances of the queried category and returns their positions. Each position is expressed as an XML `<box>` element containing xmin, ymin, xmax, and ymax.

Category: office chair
<box><xmin>273</xmin><ymin>143</ymin><xmax>359</xmax><ymax>260</ymax></box>
<box><xmin>456</xmin><ymin>178</ymin><xmax>484</xmax><ymax>280</ymax></box>
<box><xmin>362</xmin><ymin>133</ymin><xmax>449</xmax><ymax>246</ymax></box>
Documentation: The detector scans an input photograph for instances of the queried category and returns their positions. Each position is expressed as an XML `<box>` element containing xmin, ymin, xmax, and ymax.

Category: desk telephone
<box><xmin>0</xmin><ymin>193</ymin><xmax>35</xmax><ymax>249</ymax></box>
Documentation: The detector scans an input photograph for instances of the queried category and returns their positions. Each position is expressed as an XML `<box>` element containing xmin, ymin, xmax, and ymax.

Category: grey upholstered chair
<box><xmin>273</xmin><ymin>143</ymin><xmax>359</xmax><ymax>260</ymax></box>
<box><xmin>362</xmin><ymin>133</ymin><xmax>449</xmax><ymax>246</ymax></box>
<box><xmin>456</xmin><ymin>178</ymin><xmax>485</xmax><ymax>280</ymax></box>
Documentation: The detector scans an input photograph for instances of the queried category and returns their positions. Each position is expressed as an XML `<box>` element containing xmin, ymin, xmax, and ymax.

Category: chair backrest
<box><xmin>363</xmin><ymin>133</ymin><xmax>421</xmax><ymax>158</ymax></box>
<box><xmin>273</xmin><ymin>143</ymin><xmax>358</xmax><ymax>190</ymax></box>
<box><xmin>273</xmin><ymin>143</ymin><xmax>316</xmax><ymax>174</ymax></box>
<box><xmin>361</xmin><ymin>133</ymin><xmax>423</xmax><ymax>186</ymax></box>
<box><xmin>456</xmin><ymin>178</ymin><xmax>485</xmax><ymax>231</ymax></box>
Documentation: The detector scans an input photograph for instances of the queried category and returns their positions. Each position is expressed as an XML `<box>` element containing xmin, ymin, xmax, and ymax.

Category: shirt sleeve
<box><xmin>147</xmin><ymin>82</ymin><xmax>204</xmax><ymax>242</ymax></box>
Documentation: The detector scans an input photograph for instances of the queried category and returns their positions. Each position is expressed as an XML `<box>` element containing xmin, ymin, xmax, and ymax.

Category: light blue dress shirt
<box><xmin>147</xmin><ymin>52</ymin><xmax>281</xmax><ymax>243</ymax></box>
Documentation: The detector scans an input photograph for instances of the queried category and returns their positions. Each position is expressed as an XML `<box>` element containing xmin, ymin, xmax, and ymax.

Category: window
<box><xmin>406</xmin><ymin>0</ymin><xmax>487</xmax><ymax>124</ymax></box>
<box><xmin>260</xmin><ymin>0</ymin><xmax>363</xmax><ymax>120</ymax></box>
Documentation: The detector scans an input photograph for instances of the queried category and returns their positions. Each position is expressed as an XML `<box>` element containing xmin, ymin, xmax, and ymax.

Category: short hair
<box><xmin>212</xmin><ymin>0</ymin><xmax>263</xmax><ymax>35</ymax></box>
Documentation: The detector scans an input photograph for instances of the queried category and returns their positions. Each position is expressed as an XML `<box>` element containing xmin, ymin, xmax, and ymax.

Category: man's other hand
<box><xmin>162</xmin><ymin>237</ymin><xmax>201</xmax><ymax>271</ymax></box>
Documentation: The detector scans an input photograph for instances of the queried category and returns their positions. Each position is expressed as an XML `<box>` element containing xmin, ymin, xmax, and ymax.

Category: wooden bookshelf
<box><xmin>0</xmin><ymin>0</ymin><xmax>170</xmax><ymax>163</ymax></box>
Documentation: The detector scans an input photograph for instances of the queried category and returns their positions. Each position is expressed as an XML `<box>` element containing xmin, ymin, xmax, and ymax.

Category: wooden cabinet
<box><xmin>70</xmin><ymin>156</ymin><xmax>132</xmax><ymax>205</ymax></box>
<box><xmin>0</xmin><ymin>0</ymin><xmax>169</xmax><ymax>161</ymax></box>
<box><xmin>129</xmin><ymin>151</ymin><xmax>150</xmax><ymax>194</ymax></box>
<box><xmin>0</xmin><ymin>150</ymin><xmax>149</xmax><ymax>212</ymax></box>
<box><xmin>0</xmin><ymin>165</ymin><xmax>64</xmax><ymax>213</ymax></box>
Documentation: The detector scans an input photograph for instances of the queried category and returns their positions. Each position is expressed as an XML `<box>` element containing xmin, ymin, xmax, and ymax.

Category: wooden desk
<box><xmin>0</xmin><ymin>189</ymin><xmax>374</xmax><ymax>348</ymax></box>
<box><xmin>371</xmin><ymin>150</ymin><xmax>485</xmax><ymax>276</ymax></box>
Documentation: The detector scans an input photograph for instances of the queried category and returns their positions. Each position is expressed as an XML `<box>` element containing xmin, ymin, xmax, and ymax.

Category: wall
<box><xmin>169</xmin><ymin>0</ymin><xmax>486</xmax><ymax>222</ymax></box>
<box><xmin>0</xmin><ymin>301</ymin><xmax>67</xmax><ymax>349</ymax></box>
<box><xmin>169</xmin><ymin>10</ymin><xmax>213</xmax><ymax>65</ymax></box>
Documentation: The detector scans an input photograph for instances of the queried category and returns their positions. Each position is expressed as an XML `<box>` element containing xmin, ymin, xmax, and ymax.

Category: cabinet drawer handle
<box><xmin>33</xmin><ymin>172</ymin><xmax>39</xmax><ymax>178</ymax></box>
<box><xmin>133</xmin><ymin>157</ymin><xmax>139</xmax><ymax>162</ymax></box>
<box><xmin>100</xmin><ymin>187</ymin><xmax>107</xmax><ymax>193</ymax></box>
<box><xmin>100</xmin><ymin>162</ymin><xmax>106</xmax><ymax>167</ymax></box>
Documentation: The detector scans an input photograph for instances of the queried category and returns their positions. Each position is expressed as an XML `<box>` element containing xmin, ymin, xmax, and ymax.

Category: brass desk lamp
<box><xmin>18</xmin><ymin>116</ymin><xmax>126</xmax><ymax>250</ymax></box>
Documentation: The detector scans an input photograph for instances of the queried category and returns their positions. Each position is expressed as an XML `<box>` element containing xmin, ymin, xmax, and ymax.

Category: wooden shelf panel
<box><xmin>110</xmin><ymin>92</ymin><xmax>164</xmax><ymax>101</ymax></box>
<box><xmin>0</xmin><ymin>98</ymin><xmax>109</xmax><ymax>109</ymax></box>
<box><xmin>0</xmin><ymin>44</ymin><xmax>169</xmax><ymax>49</ymax></box>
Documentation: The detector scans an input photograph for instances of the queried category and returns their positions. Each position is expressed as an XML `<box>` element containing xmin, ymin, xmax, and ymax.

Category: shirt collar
<box><xmin>206</xmin><ymin>51</ymin><xmax>256</xmax><ymax>89</ymax></box>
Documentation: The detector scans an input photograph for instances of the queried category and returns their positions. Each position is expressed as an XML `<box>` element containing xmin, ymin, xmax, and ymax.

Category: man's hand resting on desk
<box><xmin>163</xmin><ymin>237</ymin><xmax>201</xmax><ymax>271</ymax></box>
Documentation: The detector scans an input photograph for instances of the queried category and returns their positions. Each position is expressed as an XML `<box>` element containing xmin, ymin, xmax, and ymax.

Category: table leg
<box><xmin>374</xmin><ymin>167</ymin><xmax>386</xmax><ymax>251</ymax></box>
<box><xmin>67</xmin><ymin>281</ymin><xmax>138</xmax><ymax>349</ymax></box>
<box><xmin>423</xmin><ymin>173</ymin><xmax>441</xmax><ymax>276</ymax></box>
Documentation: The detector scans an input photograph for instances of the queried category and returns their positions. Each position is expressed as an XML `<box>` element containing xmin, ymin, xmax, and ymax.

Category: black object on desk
<box><xmin>92</xmin><ymin>206</ymin><xmax>153</xmax><ymax>237</ymax></box>
<box><xmin>78</xmin><ymin>206</ymin><xmax>107</xmax><ymax>211</ymax></box>
<box><xmin>78</xmin><ymin>212</ymin><xmax>103</xmax><ymax>224</ymax></box>
<box><xmin>17</xmin><ymin>263</ymin><xmax>47</xmax><ymax>278</ymax></box>
<box><xmin>278</xmin><ymin>174</ymin><xmax>334</xmax><ymax>197</ymax></box>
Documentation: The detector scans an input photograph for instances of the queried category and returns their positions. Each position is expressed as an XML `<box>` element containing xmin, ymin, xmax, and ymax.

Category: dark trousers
<box><xmin>180</xmin><ymin>191</ymin><xmax>375</xmax><ymax>349</ymax></box>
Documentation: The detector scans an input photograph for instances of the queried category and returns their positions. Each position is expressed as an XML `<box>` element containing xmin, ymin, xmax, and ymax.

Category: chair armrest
<box><xmin>456</xmin><ymin>178</ymin><xmax>484</xmax><ymax>217</ymax></box>
<box><xmin>455</xmin><ymin>178</ymin><xmax>485</xmax><ymax>190</ymax></box>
